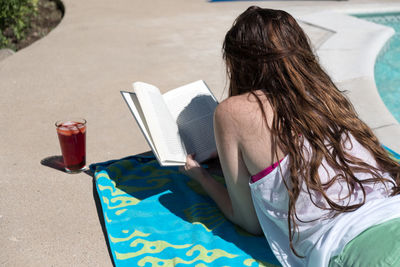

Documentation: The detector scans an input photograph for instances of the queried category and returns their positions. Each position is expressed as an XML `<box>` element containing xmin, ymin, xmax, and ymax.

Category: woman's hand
<box><xmin>179</xmin><ymin>154</ymin><xmax>206</xmax><ymax>182</ymax></box>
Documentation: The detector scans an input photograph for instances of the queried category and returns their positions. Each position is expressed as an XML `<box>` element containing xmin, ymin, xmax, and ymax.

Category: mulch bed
<box><xmin>3</xmin><ymin>0</ymin><xmax>63</xmax><ymax>51</ymax></box>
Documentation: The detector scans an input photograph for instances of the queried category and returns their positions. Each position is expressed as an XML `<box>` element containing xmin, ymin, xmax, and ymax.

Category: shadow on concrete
<box><xmin>40</xmin><ymin>155</ymin><xmax>93</xmax><ymax>175</ymax></box>
<box><xmin>40</xmin><ymin>155</ymin><xmax>67</xmax><ymax>173</ymax></box>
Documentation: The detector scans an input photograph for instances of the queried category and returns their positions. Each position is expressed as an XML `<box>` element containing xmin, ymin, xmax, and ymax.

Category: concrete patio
<box><xmin>1</xmin><ymin>0</ymin><xmax>399</xmax><ymax>265</ymax></box>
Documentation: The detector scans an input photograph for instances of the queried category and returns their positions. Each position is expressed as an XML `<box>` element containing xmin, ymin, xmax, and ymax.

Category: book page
<box><xmin>120</xmin><ymin>91</ymin><xmax>162</xmax><ymax>163</ymax></box>
<box><xmin>163</xmin><ymin>80</ymin><xmax>218</xmax><ymax>163</ymax></box>
<box><xmin>133</xmin><ymin>82</ymin><xmax>186</xmax><ymax>164</ymax></box>
<box><xmin>177</xmin><ymin>113</ymin><xmax>216</xmax><ymax>163</ymax></box>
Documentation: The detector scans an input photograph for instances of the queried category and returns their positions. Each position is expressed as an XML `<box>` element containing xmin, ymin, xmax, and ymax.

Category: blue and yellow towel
<box><xmin>90</xmin><ymin>155</ymin><xmax>280</xmax><ymax>267</ymax></box>
<box><xmin>90</xmin><ymin>148</ymin><xmax>400</xmax><ymax>267</ymax></box>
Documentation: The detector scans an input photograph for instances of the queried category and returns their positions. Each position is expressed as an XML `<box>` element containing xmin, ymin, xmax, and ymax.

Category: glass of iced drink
<box><xmin>55</xmin><ymin>118</ymin><xmax>87</xmax><ymax>173</ymax></box>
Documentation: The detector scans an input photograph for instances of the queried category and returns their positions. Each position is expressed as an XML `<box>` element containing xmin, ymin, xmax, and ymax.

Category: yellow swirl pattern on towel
<box><xmin>115</xmin><ymin>238</ymin><xmax>192</xmax><ymax>260</ymax></box>
<box><xmin>92</xmin><ymin>156</ymin><xmax>284</xmax><ymax>266</ymax></box>
<box><xmin>102</xmin><ymin>196</ymin><xmax>140</xmax><ymax>210</ymax></box>
<box><xmin>109</xmin><ymin>230</ymin><xmax>150</xmax><ymax>243</ymax></box>
<box><xmin>136</xmin><ymin>244</ymin><xmax>238</xmax><ymax>266</ymax></box>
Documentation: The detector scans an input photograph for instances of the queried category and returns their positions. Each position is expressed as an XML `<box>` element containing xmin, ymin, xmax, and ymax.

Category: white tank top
<box><xmin>249</xmin><ymin>134</ymin><xmax>400</xmax><ymax>266</ymax></box>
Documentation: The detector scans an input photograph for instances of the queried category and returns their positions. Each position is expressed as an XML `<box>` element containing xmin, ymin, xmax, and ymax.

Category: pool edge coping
<box><xmin>298</xmin><ymin>8</ymin><xmax>400</xmax><ymax>153</ymax></box>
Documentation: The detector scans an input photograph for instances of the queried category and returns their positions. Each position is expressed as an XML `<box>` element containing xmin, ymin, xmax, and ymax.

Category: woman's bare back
<box><xmin>217</xmin><ymin>90</ymin><xmax>286</xmax><ymax>177</ymax></box>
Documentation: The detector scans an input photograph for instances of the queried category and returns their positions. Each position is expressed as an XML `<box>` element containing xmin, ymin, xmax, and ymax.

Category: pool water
<box><xmin>354</xmin><ymin>13</ymin><xmax>400</xmax><ymax>123</ymax></box>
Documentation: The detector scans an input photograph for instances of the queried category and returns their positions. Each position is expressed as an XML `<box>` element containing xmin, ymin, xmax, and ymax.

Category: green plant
<box><xmin>0</xmin><ymin>0</ymin><xmax>38</xmax><ymax>49</ymax></box>
<box><xmin>0</xmin><ymin>31</ymin><xmax>9</xmax><ymax>47</ymax></box>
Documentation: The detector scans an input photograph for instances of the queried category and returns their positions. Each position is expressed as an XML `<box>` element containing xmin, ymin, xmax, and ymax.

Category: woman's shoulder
<box><xmin>215</xmin><ymin>94</ymin><xmax>246</xmax><ymax>117</ymax></box>
<box><xmin>215</xmin><ymin>94</ymin><xmax>251</xmax><ymax>127</ymax></box>
<box><xmin>214</xmin><ymin>91</ymin><xmax>274</xmax><ymax>137</ymax></box>
<box><xmin>215</xmin><ymin>91</ymin><xmax>272</xmax><ymax>124</ymax></box>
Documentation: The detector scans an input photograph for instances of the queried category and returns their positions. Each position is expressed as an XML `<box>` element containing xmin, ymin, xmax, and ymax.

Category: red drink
<box><xmin>56</xmin><ymin>119</ymin><xmax>86</xmax><ymax>173</ymax></box>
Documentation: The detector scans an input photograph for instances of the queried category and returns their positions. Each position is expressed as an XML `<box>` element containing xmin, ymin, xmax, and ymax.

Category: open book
<box><xmin>121</xmin><ymin>80</ymin><xmax>218</xmax><ymax>166</ymax></box>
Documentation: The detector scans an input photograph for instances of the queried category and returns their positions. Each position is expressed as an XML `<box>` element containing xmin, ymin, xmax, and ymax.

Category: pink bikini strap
<box><xmin>250</xmin><ymin>158</ymin><xmax>284</xmax><ymax>183</ymax></box>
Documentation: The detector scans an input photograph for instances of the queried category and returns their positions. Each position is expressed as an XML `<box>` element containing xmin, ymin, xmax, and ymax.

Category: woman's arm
<box><xmin>213</xmin><ymin>100</ymin><xmax>262</xmax><ymax>234</ymax></box>
<box><xmin>181</xmin><ymin>98</ymin><xmax>262</xmax><ymax>235</ymax></box>
<box><xmin>180</xmin><ymin>154</ymin><xmax>234</xmax><ymax>220</ymax></box>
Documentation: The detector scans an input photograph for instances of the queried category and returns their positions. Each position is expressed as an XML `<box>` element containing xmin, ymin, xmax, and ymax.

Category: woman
<box><xmin>180</xmin><ymin>6</ymin><xmax>400</xmax><ymax>267</ymax></box>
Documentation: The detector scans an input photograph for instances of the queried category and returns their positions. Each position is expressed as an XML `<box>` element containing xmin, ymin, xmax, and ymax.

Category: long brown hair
<box><xmin>223</xmin><ymin>6</ymin><xmax>400</xmax><ymax>257</ymax></box>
